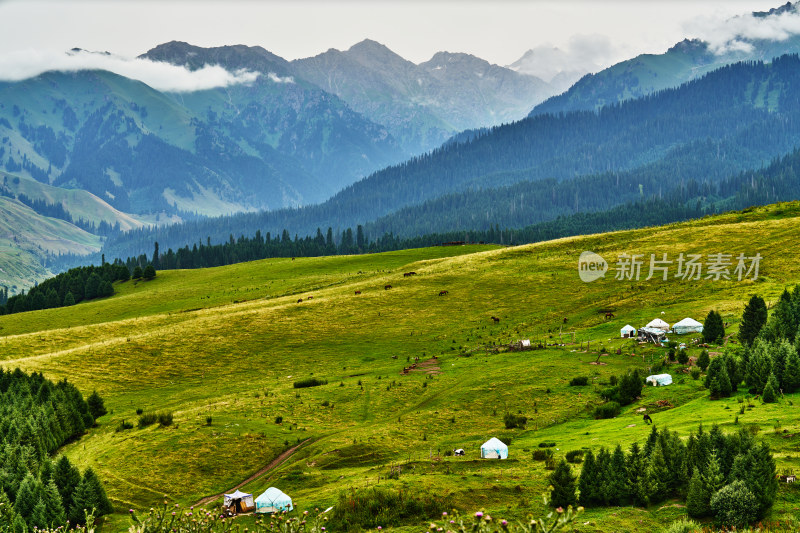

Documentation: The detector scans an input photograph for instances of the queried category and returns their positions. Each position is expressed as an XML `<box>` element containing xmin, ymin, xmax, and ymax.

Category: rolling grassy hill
<box><xmin>3</xmin><ymin>203</ymin><xmax>800</xmax><ymax>532</ymax></box>
<box><xmin>0</xmin><ymin>195</ymin><xmax>102</xmax><ymax>292</ymax></box>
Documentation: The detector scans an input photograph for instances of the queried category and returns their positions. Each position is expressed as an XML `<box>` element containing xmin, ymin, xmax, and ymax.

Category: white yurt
<box><xmin>646</xmin><ymin>374</ymin><xmax>673</xmax><ymax>386</ymax></box>
<box><xmin>480</xmin><ymin>437</ymin><xmax>508</xmax><ymax>459</ymax></box>
<box><xmin>673</xmin><ymin>317</ymin><xmax>704</xmax><ymax>334</ymax></box>
<box><xmin>620</xmin><ymin>325</ymin><xmax>636</xmax><ymax>338</ymax></box>
<box><xmin>645</xmin><ymin>318</ymin><xmax>670</xmax><ymax>332</ymax></box>
<box><xmin>255</xmin><ymin>487</ymin><xmax>293</xmax><ymax>514</ymax></box>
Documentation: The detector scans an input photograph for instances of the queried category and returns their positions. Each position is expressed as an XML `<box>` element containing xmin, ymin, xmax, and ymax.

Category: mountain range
<box><xmin>7</xmin><ymin>2</ymin><xmax>800</xmax><ymax>292</ymax></box>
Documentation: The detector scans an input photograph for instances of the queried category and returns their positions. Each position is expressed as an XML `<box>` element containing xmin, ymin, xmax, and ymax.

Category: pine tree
<box><xmin>63</xmin><ymin>291</ymin><xmax>75</xmax><ymax>306</ymax></box>
<box><xmin>739</xmin><ymin>295</ymin><xmax>768</xmax><ymax>346</ymax></box>
<box><xmin>143</xmin><ymin>264</ymin><xmax>156</xmax><ymax>280</ymax></box>
<box><xmin>43</xmin><ymin>479</ymin><xmax>65</xmax><ymax>527</ymax></box>
<box><xmin>29</xmin><ymin>497</ymin><xmax>48</xmax><ymax>530</ymax></box>
<box><xmin>627</xmin><ymin>442</ymin><xmax>646</xmax><ymax>506</ymax></box>
<box><xmin>80</xmin><ymin>468</ymin><xmax>112</xmax><ymax>516</ymax></box>
<box><xmin>686</xmin><ymin>470</ymin><xmax>710</xmax><ymax>518</ymax></box>
<box><xmin>578</xmin><ymin>449</ymin><xmax>599</xmax><ymax>506</ymax></box>
<box><xmin>646</xmin><ymin>440</ymin><xmax>670</xmax><ymax>504</ymax></box>
<box><xmin>86</xmin><ymin>391</ymin><xmax>107</xmax><ymax>420</ymax></box>
<box><xmin>132</xmin><ymin>266</ymin><xmax>143</xmax><ymax>279</ymax></box>
<box><xmin>783</xmin><ymin>346</ymin><xmax>800</xmax><ymax>393</ymax></box>
<box><xmin>705</xmin><ymin>357</ymin><xmax>732</xmax><ymax>398</ymax></box>
<box><xmin>703</xmin><ymin>310</ymin><xmax>725</xmax><ymax>344</ymax></box>
<box><xmin>14</xmin><ymin>473</ymin><xmax>39</xmax><ymax>519</ymax></box>
<box><xmin>703</xmin><ymin>453</ymin><xmax>725</xmax><ymax>497</ymax></box>
<box><xmin>762</xmin><ymin>373</ymin><xmax>778</xmax><ymax>402</ymax></box>
<box><xmin>697</xmin><ymin>350</ymin><xmax>710</xmax><ymax>371</ymax></box>
<box><xmin>607</xmin><ymin>444</ymin><xmax>629</xmax><ymax>505</ymax></box>
<box><xmin>596</xmin><ymin>447</ymin><xmax>612</xmax><ymax>504</ymax></box>
<box><xmin>746</xmin><ymin>340</ymin><xmax>773</xmax><ymax>393</ymax></box>
<box><xmin>52</xmin><ymin>456</ymin><xmax>81</xmax><ymax>514</ymax></box>
<box><xmin>549</xmin><ymin>459</ymin><xmax>577</xmax><ymax>508</ymax></box>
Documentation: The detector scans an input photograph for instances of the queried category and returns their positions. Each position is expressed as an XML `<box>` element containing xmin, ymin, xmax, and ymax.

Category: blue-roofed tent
<box><xmin>480</xmin><ymin>437</ymin><xmax>508</xmax><ymax>459</ymax></box>
<box><xmin>255</xmin><ymin>487</ymin><xmax>293</xmax><ymax>514</ymax></box>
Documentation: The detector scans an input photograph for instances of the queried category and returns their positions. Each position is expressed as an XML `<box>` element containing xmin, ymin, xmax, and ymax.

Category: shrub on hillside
<box><xmin>157</xmin><ymin>412</ymin><xmax>173</xmax><ymax>427</ymax></box>
<box><xmin>569</xmin><ymin>376</ymin><xmax>589</xmax><ymax>386</ymax></box>
<box><xmin>594</xmin><ymin>401</ymin><xmax>620</xmax><ymax>419</ymax></box>
<box><xmin>710</xmin><ymin>481</ymin><xmax>759</xmax><ymax>529</ymax></box>
<box><xmin>327</xmin><ymin>487</ymin><xmax>452</xmax><ymax>530</ymax></box>
<box><xmin>138</xmin><ymin>413</ymin><xmax>158</xmax><ymax>428</ymax></box>
<box><xmin>677</xmin><ymin>349</ymin><xmax>689</xmax><ymax>365</ymax></box>
<box><xmin>565</xmin><ymin>450</ymin><xmax>584</xmax><ymax>463</ymax></box>
<box><xmin>690</xmin><ymin>367</ymin><xmax>701</xmax><ymax>380</ymax></box>
<box><xmin>532</xmin><ymin>449</ymin><xmax>553</xmax><ymax>461</ymax></box>
<box><xmin>503</xmin><ymin>412</ymin><xmax>528</xmax><ymax>429</ymax></box>
<box><xmin>293</xmin><ymin>377</ymin><xmax>328</xmax><ymax>388</ymax></box>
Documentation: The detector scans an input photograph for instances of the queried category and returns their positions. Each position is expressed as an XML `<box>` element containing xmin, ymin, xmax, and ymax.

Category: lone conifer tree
<box><xmin>549</xmin><ymin>459</ymin><xmax>577</xmax><ymax>508</ymax></box>
<box><xmin>703</xmin><ymin>310</ymin><xmax>725</xmax><ymax>344</ymax></box>
<box><xmin>739</xmin><ymin>295</ymin><xmax>768</xmax><ymax>346</ymax></box>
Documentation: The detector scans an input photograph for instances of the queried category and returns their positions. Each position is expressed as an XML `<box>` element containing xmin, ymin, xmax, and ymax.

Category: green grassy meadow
<box><xmin>3</xmin><ymin>203</ymin><xmax>800</xmax><ymax>532</ymax></box>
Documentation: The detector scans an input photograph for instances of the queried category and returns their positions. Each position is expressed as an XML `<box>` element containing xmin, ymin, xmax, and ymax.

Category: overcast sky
<box><xmin>0</xmin><ymin>0</ymin><xmax>786</xmax><ymax>67</ymax></box>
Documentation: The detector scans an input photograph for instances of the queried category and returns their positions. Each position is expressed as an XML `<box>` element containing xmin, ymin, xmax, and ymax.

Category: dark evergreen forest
<box><xmin>0</xmin><ymin>369</ymin><xmax>112</xmax><ymax>530</ymax></box>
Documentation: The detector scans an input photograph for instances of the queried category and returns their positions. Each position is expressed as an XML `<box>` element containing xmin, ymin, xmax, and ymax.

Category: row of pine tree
<box><xmin>550</xmin><ymin>424</ymin><xmax>777</xmax><ymax>529</ymax></box>
<box><xmin>0</xmin><ymin>368</ymin><xmax>112</xmax><ymax>531</ymax></box>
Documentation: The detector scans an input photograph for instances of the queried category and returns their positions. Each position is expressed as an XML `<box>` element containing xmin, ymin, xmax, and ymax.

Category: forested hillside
<box><xmin>0</xmin><ymin>369</ymin><xmax>112</xmax><ymax>531</ymax></box>
<box><xmin>102</xmin><ymin>55</ymin><xmax>800</xmax><ymax>259</ymax></box>
<box><xmin>529</xmin><ymin>3</ymin><xmax>800</xmax><ymax>117</ymax></box>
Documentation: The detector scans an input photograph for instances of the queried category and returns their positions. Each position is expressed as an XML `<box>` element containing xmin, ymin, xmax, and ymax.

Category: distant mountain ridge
<box><xmin>291</xmin><ymin>39</ymin><xmax>554</xmax><ymax>153</ymax></box>
<box><xmin>103</xmin><ymin>55</ymin><xmax>800</xmax><ymax>260</ymax></box>
<box><xmin>530</xmin><ymin>2</ymin><xmax>800</xmax><ymax>117</ymax></box>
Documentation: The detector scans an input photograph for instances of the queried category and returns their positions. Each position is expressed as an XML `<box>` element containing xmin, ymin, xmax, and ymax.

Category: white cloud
<box><xmin>267</xmin><ymin>72</ymin><xmax>294</xmax><ymax>84</ymax></box>
<box><xmin>508</xmin><ymin>34</ymin><xmax>627</xmax><ymax>84</ymax></box>
<box><xmin>687</xmin><ymin>10</ymin><xmax>800</xmax><ymax>55</ymax></box>
<box><xmin>0</xmin><ymin>48</ymin><xmax>272</xmax><ymax>92</ymax></box>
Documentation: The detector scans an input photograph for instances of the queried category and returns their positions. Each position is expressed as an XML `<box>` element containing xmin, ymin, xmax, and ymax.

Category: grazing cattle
<box><xmin>604</xmin><ymin>312</ymin><xmax>615</xmax><ymax>319</ymax></box>
<box><xmin>385</xmin><ymin>285</ymin><xmax>392</xmax><ymax>290</ymax></box>
<box><xmin>439</xmin><ymin>290</ymin><xmax>449</xmax><ymax>296</ymax></box>
<box><xmin>403</xmin><ymin>272</ymin><xmax>417</xmax><ymax>277</ymax></box>
<box><xmin>291</xmin><ymin>257</ymin><xmax>295</xmax><ymax>261</ymax></box>
<box><xmin>491</xmin><ymin>316</ymin><xmax>500</xmax><ymax>323</ymax></box>
<box><xmin>643</xmin><ymin>413</ymin><xmax>653</xmax><ymax>425</ymax></box>
<box><xmin>354</xmin><ymin>290</ymin><xmax>361</xmax><ymax>295</ymax></box>
<box><xmin>307</xmin><ymin>296</ymin><xmax>313</xmax><ymax>300</ymax></box>
<box><xmin>297</xmin><ymin>299</ymin><xmax>303</xmax><ymax>303</ymax></box>
<box><xmin>563</xmin><ymin>317</ymin><xmax>568</xmax><ymax>324</ymax></box>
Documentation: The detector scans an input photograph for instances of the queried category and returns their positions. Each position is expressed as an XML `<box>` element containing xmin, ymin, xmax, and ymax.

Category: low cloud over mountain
<box><xmin>0</xmin><ymin>48</ymin><xmax>263</xmax><ymax>92</ymax></box>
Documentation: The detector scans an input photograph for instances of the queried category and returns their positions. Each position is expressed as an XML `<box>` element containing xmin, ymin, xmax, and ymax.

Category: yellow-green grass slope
<box><xmin>2</xmin><ymin>202</ymin><xmax>800</xmax><ymax>532</ymax></box>
<box><xmin>0</xmin><ymin>196</ymin><xmax>102</xmax><ymax>292</ymax></box>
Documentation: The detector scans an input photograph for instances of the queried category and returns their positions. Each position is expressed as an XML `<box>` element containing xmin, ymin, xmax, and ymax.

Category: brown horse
<box><xmin>491</xmin><ymin>316</ymin><xmax>500</xmax><ymax>323</ymax></box>
<box><xmin>307</xmin><ymin>296</ymin><xmax>313</xmax><ymax>300</ymax></box>
<box><xmin>439</xmin><ymin>290</ymin><xmax>449</xmax><ymax>296</ymax></box>
<box><xmin>403</xmin><ymin>272</ymin><xmax>417</xmax><ymax>277</ymax></box>
<box><xmin>384</xmin><ymin>285</ymin><xmax>392</xmax><ymax>290</ymax></box>
<box><xmin>354</xmin><ymin>290</ymin><xmax>361</xmax><ymax>295</ymax></box>
<box><xmin>297</xmin><ymin>299</ymin><xmax>303</xmax><ymax>303</ymax></box>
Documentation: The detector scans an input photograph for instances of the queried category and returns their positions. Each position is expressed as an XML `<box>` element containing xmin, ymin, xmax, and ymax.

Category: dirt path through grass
<box><xmin>194</xmin><ymin>438</ymin><xmax>315</xmax><ymax>507</ymax></box>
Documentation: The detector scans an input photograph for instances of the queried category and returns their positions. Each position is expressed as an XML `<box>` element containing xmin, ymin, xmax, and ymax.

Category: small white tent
<box><xmin>673</xmin><ymin>317</ymin><xmax>703</xmax><ymax>334</ymax></box>
<box><xmin>645</xmin><ymin>318</ymin><xmax>670</xmax><ymax>332</ymax></box>
<box><xmin>646</xmin><ymin>374</ymin><xmax>673</xmax><ymax>386</ymax></box>
<box><xmin>620</xmin><ymin>325</ymin><xmax>636</xmax><ymax>338</ymax></box>
<box><xmin>255</xmin><ymin>487</ymin><xmax>293</xmax><ymax>514</ymax></box>
<box><xmin>224</xmin><ymin>490</ymin><xmax>254</xmax><ymax>513</ymax></box>
<box><xmin>480</xmin><ymin>437</ymin><xmax>508</xmax><ymax>459</ymax></box>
